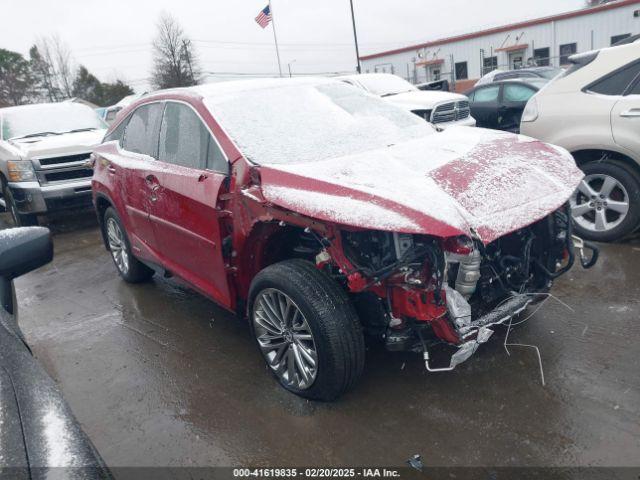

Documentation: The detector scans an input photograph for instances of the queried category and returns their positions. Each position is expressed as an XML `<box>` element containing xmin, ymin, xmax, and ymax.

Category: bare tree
<box><xmin>29</xmin><ymin>35</ymin><xmax>75</xmax><ymax>101</ymax></box>
<box><xmin>51</xmin><ymin>34</ymin><xmax>75</xmax><ymax>98</ymax></box>
<box><xmin>151</xmin><ymin>13</ymin><xmax>200</xmax><ymax>89</ymax></box>
<box><xmin>30</xmin><ymin>42</ymin><xmax>60</xmax><ymax>102</ymax></box>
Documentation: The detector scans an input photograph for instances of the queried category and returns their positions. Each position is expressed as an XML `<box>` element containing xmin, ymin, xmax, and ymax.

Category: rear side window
<box><xmin>103</xmin><ymin>118</ymin><xmax>128</xmax><ymax>144</ymax></box>
<box><xmin>159</xmin><ymin>102</ymin><xmax>227</xmax><ymax>172</ymax></box>
<box><xmin>629</xmin><ymin>79</ymin><xmax>640</xmax><ymax>95</ymax></box>
<box><xmin>503</xmin><ymin>84</ymin><xmax>536</xmax><ymax>102</ymax></box>
<box><xmin>123</xmin><ymin>103</ymin><xmax>163</xmax><ymax>157</ymax></box>
<box><xmin>473</xmin><ymin>85</ymin><xmax>500</xmax><ymax>102</ymax></box>
<box><xmin>588</xmin><ymin>61</ymin><xmax>640</xmax><ymax>96</ymax></box>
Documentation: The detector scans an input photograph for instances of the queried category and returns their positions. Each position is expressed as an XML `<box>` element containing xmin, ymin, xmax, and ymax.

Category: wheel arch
<box><xmin>571</xmin><ymin>149</ymin><xmax>640</xmax><ymax>179</ymax></box>
<box><xmin>236</xmin><ymin>221</ymin><xmax>323</xmax><ymax>316</ymax></box>
<box><xmin>94</xmin><ymin>192</ymin><xmax>116</xmax><ymax>250</ymax></box>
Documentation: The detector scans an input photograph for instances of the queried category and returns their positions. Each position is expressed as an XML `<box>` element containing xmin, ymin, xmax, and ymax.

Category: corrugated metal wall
<box><xmin>361</xmin><ymin>3</ymin><xmax>640</xmax><ymax>91</ymax></box>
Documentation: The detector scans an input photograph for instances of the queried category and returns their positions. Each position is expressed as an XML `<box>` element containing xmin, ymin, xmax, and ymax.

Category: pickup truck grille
<box><xmin>43</xmin><ymin>169</ymin><xmax>93</xmax><ymax>182</ymax></box>
<box><xmin>32</xmin><ymin>152</ymin><xmax>93</xmax><ymax>185</ymax></box>
<box><xmin>38</xmin><ymin>153</ymin><xmax>91</xmax><ymax>167</ymax></box>
<box><xmin>431</xmin><ymin>101</ymin><xmax>471</xmax><ymax>124</ymax></box>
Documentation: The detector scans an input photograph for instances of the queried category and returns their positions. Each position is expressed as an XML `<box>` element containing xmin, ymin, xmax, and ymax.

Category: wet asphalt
<box><xmin>7</xmin><ymin>211</ymin><xmax>640</xmax><ymax>468</ymax></box>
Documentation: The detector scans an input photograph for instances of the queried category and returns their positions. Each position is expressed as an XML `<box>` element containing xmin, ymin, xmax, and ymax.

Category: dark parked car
<box><xmin>465</xmin><ymin>79</ymin><xmax>548</xmax><ymax>132</ymax></box>
<box><xmin>0</xmin><ymin>227</ymin><xmax>111</xmax><ymax>479</ymax></box>
<box><xmin>475</xmin><ymin>66</ymin><xmax>562</xmax><ymax>85</ymax></box>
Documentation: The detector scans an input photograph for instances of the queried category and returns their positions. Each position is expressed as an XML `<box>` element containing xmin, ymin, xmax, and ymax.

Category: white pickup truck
<box><xmin>338</xmin><ymin>73</ymin><xmax>476</xmax><ymax>128</ymax></box>
<box><xmin>0</xmin><ymin>102</ymin><xmax>106</xmax><ymax>225</ymax></box>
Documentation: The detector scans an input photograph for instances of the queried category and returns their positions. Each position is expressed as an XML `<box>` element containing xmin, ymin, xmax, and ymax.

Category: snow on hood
<box><xmin>384</xmin><ymin>90</ymin><xmax>468</xmax><ymax>111</ymax></box>
<box><xmin>259</xmin><ymin>127</ymin><xmax>583</xmax><ymax>244</ymax></box>
<box><xmin>6</xmin><ymin>129</ymin><xmax>106</xmax><ymax>159</ymax></box>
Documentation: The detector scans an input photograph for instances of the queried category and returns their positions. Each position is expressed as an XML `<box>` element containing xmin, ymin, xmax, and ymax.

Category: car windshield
<box><xmin>355</xmin><ymin>74</ymin><xmax>418</xmax><ymax>96</ymax></box>
<box><xmin>537</xmin><ymin>68</ymin><xmax>563</xmax><ymax>79</ymax></box>
<box><xmin>204</xmin><ymin>80</ymin><xmax>432</xmax><ymax>166</ymax></box>
<box><xmin>1</xmin><ymin>103</ymin><xmax>106</xmax><ymax>140</ymax></box>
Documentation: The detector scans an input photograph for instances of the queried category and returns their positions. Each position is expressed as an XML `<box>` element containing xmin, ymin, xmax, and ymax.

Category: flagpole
<box><xmin>349</xmin><ymin>0</ymin><xmax>362</xmax><ymax>74</ymax></box>
<box><xmin>268</xmin><ymin>0</ymin><xmax>284</xmax><ymax>77</ymax></box>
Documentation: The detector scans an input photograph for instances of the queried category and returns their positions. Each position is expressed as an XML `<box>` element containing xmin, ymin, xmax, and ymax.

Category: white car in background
<box><xmin>339</xmin><ymin>73</ymin><xmax>476</xmax><ymax>128</ymax></box>
<box><xmin>521</xmin><ymin>39</ymin><xmax>640</xmax><ymax>242</ymax></box>
<box><xmin>0</xmin><ymin>102</ymin><xmax>107</xmax><ymax>225</ymax></box>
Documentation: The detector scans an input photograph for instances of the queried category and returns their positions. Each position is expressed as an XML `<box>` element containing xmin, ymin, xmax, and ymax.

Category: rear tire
<box><xmin>103</xmin><ymin>207</ymin><xmax>154</xmax><ymax>283</ymax></box>
<box><xmin>248</xmin><ymin>259</ymin><xmax>365</xmax><ymax>401</ymax></box>
<box><xmin>570</xmin><ymin>161</ymin><xmax>640</xmax><ymax>242</ymax></box>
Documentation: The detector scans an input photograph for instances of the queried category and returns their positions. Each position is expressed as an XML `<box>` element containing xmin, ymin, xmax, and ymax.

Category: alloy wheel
<box><xmin>253</xmin><ymin>288</ymin><xmax>318</xmax><ymax>390</ymax></box>
<box><xmin>570</xmin><ymin>174</ymin><xmax>630</xmax><ymax>233</ymax></box>
<box><xmin>106</xmin><ymin>218</ymin><xmax>130</xmax><ymax>275</ymax></box>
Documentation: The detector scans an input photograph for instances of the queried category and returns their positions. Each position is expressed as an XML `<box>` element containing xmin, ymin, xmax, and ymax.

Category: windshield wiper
<box><xmin>381</xmin><ymin>89</ymin><xmax>414</xmax><ymax>98</ymax></box>
<box><xmin>65</xmin><ymin>127</ymin><xmax>98</xmax><ymax>133</ymax></box>
<box><xmin>9</xmin><ymin>131</ymin><xmax>63</xmax><ymax>140</ymax></box>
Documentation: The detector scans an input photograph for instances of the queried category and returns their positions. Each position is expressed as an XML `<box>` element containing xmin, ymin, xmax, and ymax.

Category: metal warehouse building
<box><xmin>360</xmin><ymin>0</ymin><xmax>640</xmax><ymax>92</ymax></box>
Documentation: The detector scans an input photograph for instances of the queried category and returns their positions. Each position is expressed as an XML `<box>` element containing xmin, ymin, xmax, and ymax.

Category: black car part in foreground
<box><xmin>0</xmin><ymin>227</ymin><xmax>112</xmax><ymax>480</ymax></box>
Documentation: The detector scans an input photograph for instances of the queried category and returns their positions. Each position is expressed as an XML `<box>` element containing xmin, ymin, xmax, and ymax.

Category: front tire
<box><xmin>248</xmin><ymin>260</ymin><xmax>365</xmax><ymax>401</ymax></box>
<box><xmin>570</xmin><ymin>161</ymin><xmax>640</xmax><ymax>242</ymax></box>
<box><xmin>2</xmin><ymin>184</ymin><xmax>38</xmax><ymax>226</ymax></box>
<box><xmin>103</xmin><ymin>207</ymin><xmax>154</xmax><ymax>283</ymax></box>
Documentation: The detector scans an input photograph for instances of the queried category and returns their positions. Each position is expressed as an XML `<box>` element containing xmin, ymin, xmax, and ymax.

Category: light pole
<box><xmin>288</xmin><ymin>59</ymin><xmax>297</xmax><ymax>78</ymax></box>
<box><xmin>349</xmin><ymin>0</ymin><xmax>362</xmax><ymax>73</ymax></box>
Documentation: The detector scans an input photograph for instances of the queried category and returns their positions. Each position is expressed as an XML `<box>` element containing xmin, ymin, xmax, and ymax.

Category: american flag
<box><xmin>255</xmin><ymin>5</ymin><xmax>272</xmax><ymax>28</ymax></box>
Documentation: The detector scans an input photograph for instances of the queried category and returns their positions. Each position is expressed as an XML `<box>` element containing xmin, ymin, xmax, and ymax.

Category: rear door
<box><xmin>118</xmin><ymin>102</ymin><xmax>164</xmax><ymax>256</ymax></box>
<box><xmin>610</xmin><ymin>64</ymin><xmax>640</xmax><ymax>156</ymax></box>
<box><xmin>468</xmin><ymin>84</ymin><xmax>501</xmax><ymax>128</ymax></box>
<box><xmin>499</xmin><ymin>83</ymin><xmax>537</xmax><ymax>133</ymax></box>
<box><xmin>585</xmin><ymin>58</ymin><xmax>640</xmax><ymax>157</ymax></box>
<box><xmin>149</xmin><ymin>101</ymin><xmax>231</xmax><ymax>306</ymax></box>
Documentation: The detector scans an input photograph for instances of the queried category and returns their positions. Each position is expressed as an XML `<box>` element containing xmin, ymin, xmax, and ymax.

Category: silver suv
<box><xmin>0</xmin><ymin>102</ymin><xmax>106</xmax><ymax>225</ymax></box>
<box><xmin>521</xmin><ymin>40</ymin><xmax>640</xmax><ymax>242</ymax></box>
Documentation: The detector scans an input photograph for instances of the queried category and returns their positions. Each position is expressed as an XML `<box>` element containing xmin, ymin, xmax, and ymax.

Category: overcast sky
<box><xmin>4</xmin><ymin>0</ymin><xmax>585</xmax><ymax>90</ymax></box>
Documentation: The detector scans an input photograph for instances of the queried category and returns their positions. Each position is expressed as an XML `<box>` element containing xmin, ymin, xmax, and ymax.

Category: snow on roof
<box><xmin>191</xmin><ymin>76</ymin><xmax>336</xmax><ymax>98</ymax></box>
<box><xmin>201</xmin><ymin>79</ymin><xmax>431</xmax><ymax>165</ymax></box>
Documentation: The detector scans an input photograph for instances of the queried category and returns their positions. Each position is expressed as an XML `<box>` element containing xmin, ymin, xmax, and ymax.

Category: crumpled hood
<box><xmin>7</xmin><ymin>130</ymin><xmax>106</xmax><ymax>159</ymax></box>
<box><xmin>384</xmin><ymin>90</ymin><xmax>468</xmax><ymax>111</ymax></box>
<box><xmin>258</xmin><ymin>127</ymin><xmax>583</xmax><ymax>244</ymax></box>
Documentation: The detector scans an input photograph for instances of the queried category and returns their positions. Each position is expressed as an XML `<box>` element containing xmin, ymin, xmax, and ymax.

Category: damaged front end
<box><xmin>318</xmin><ymin>207</ymin><xmax>598</xmax><ymax>372</ymax></box>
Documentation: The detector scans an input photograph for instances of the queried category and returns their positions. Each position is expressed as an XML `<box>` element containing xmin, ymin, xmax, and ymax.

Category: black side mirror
<box><xmin>0</xmin><ymin>227</ymin><xmax>53</xmax><ymax>281</ymax></box>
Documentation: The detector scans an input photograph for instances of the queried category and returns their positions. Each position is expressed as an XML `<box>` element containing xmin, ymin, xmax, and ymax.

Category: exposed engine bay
<box><xmin>306</xmin><ymin>206</ymin><xmax>598</xmax><ymax>371</ymax></box>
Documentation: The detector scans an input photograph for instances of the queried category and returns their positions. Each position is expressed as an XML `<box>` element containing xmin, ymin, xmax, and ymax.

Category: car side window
<box><xmin>158</xmin><ymin>102</ymin><xmax>228</xmax><ymax>173</ymax></box>
<box><xmin>629</xmin><ymin>79</ymin><xmax>640</xmax><ymax>95</ymax></box>
<box><xmin>503</xmin><ymin>84</ymin><xmax>536</xmax><ymax>102</ymax></box>
<box><xmin>103</xmin><ymin>117</ymin><xmax>128</xmax><ymax>144</ymax></box>
<box><xmin>473</xmin><ymin>85</ymin><xmax>500</xmax><ymax>103</ymax></box>
<box><xmin>122</xmin><ymin>103</ymin><xmax>163</xmax><ymax>157</ymax></box>
<box><xmin>588</xmin><ymin>61</ymin><xmax>640</xmax><ymax>96</ymax></box>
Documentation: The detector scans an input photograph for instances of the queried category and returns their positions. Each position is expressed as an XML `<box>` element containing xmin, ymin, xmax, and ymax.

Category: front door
<box><xmin>499</xmin><ymin>83</ymin><xmax>537</xmax><ymax>133</ymax></box>
<box><xmin>611</xmin><ymin>85</ymin><xmax>640</xmax><ymax>156</ymax></box>
<box><xmin>148</xmin><ymin>101</ymin><xmax>231</xmax><ymax>307</ymax></box>
<box><xmin>509</xmin><ymin>51</ymin><xmax>525</xmax><ymax>70</ymax></box>
<box><xmin>117</xmin><ymin>102</ymin><xmax>164</xmax><ymax>258</ymax></box>
<box><xmin>469</xmin><ymin>84</ymin><xmax>501</xmax><ymax>129</ymax></box>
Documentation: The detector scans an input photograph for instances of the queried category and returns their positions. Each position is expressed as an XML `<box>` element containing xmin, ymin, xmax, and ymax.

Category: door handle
<box><xmin>145</xmin><ymin>174</ymin><xmax>159</xmax><ymax>186</ymax></box>
<box><xmin>198</xmin><ymin>174</ymin><xmax>208</xmax><ymax>182</ymax></box>
<box><xmin>107</xmin><ymin>164</ymin><xmax>116</xmax><ymax>174</ymax></box>
<box><xmin>620</xmin><ymin>109</ymin><xmax>640</xmax><ymax>118</ymax></box>
<box><xmin>149</xmin><ymin>184</ymin><xmax>160</xmax><ymax>202</ymax></box>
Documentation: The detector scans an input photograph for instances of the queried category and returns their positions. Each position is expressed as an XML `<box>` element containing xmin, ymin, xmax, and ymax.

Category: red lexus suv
<box><xmin>92</xmin><ymin>78</ymin><xmax>596</xmax><ymax>400</ymax></box>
